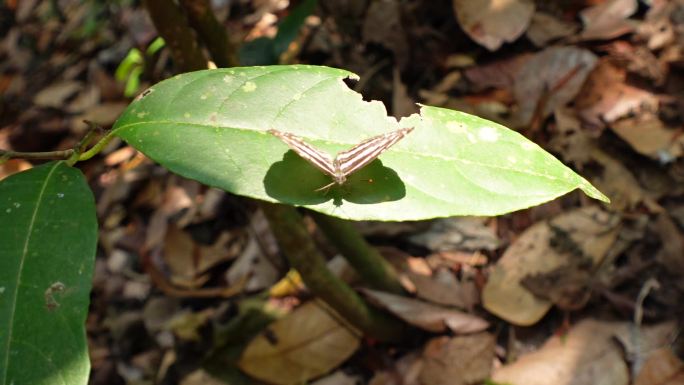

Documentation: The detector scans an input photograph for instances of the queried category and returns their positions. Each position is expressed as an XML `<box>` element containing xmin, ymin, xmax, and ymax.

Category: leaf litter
<box><xmin>3</xmin><ymin>1</ymin><xmax>684</xmax><ymax>384</ymax></box>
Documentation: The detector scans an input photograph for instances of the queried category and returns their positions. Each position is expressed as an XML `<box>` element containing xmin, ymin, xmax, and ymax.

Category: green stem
<box><xmin>309</xmin><ymin>211</ymin><xmax>405</xmax><ymax>294</ymax></box>
<box><xmin>78</xmin><ymin>129</ymin><xmax>117</xmax><ymax>161</ymax></box>
<box><xmin>261</xmin><ymin>202</ymin><xmax>407</xmax><ymax>342</ymax></box>
<box><xmin>0</xmin><ymin>149</ymin><xmax>74</xmax><ymax>161</ymax></box>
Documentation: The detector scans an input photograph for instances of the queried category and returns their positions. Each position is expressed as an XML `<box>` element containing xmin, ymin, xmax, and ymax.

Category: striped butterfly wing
<box><xmin>268</xmin><ymin>129</ymin><xmax>337</xmax><ymax>177</ymax></box>
<box><xmin>335</xmin><ymin>126</ymin><xmax>414</xmax><ymax>176</ymax></box>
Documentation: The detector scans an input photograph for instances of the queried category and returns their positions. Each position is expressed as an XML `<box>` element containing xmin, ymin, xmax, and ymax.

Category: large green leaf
<box><xmin>113</xmin><ymin>66</ymin><xmax>608</xmax><ymax>221</ymax></box>
<box><xmin>0</xmin><ymin>161</ymin><xmax>97</xmax><ymax>385</ymax></box>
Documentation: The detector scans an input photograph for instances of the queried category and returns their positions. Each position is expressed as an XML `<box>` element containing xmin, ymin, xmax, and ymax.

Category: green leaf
<box><xmin>0</xmin><ymin>161</ymin><xmax>97</xmax><ymax>385</ymax></box>
<box><xmin>112</xmin><ymin>66</ymin><xmax>608</xmax><ymax>221</ymax></box>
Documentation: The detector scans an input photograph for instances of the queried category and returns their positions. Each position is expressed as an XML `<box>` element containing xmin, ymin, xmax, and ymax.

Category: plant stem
<box><xmin>144</xmin><ymin>0</ymin><xmax>208</xmax><ymax>72</ymax></box>
<box><xmin>0</xmin><ymin>149</ymin><xmax>74</xmax><ymax>162</ymax></box>
<box><xmin>261</xmin><ymin>202</ymin><xmax>407</xmax><ymax>342</ymax></box>
<box><xmin>179</xmin><ymin>0</ymin><xmax>239</xmax><ymax>67</ymax></box>
<box><xmin>309</xmin><ymin>211</ymin><xmax>405</xmax><ymax>294</ymax></box>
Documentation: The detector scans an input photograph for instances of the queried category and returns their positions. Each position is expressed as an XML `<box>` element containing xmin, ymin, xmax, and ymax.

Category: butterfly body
<box><xmin>268</xmin><ymin>127</ymin><xmax>414</xmax><ymax>187</ymax></box>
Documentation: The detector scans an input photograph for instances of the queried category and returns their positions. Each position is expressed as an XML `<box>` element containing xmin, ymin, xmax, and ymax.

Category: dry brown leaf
<box><xmin>482</xmin><ymin>206</ymin><xmax>621</xmax><ymax>326</ymax></box>
<box><xmin>452</xmin><ymin>0</ymin><xmax>535</xmax><ymax>51</ymax></box>
<box><xmin>634</xmin><ymin>347</ymin><xmax>684</xmax><ymax>385</ymax></box>
<box><xmin>33</xmin><ymin>80</ymin><xmax>83</xmax><ymax>108</ymax></box>
<box><xmin>362</xmin><ymin>1</ymin><xmax>408</xmax><ymax>67</ymax></box>
<box><xmin>492</xmin><ymin>319</ymin><xmax>630</xmax><ymax>385</ymax></box>
<box><xmin>392</xmin><ymin>68</ymin><xmax>418</xmax><ymax>118</ymax></box>
<box><xmin>311</xmin><ymin>370</ymin><xmax>362</xmax><ymax>385</ymax></box>
<box><xmin>75</xmin><ymin>102</ymin><xmax>128</xmax><ymax>127</ymax></box>
<box><xmin>226</xmin><ymin>233</ymin><xmax>279</xmax><ymax>292</ymax></box>
<box><xmin>576</xmin><ymin>59</ymin><xmax>659</xmax><ymax>128</ymax></box>
<box><xmin>463</xmin><ymin>53</ymin><xmax>531</xmax><ymax>91</ymax></box>
<box><xmin>238</xmin><ymin>301</ymin><xmax>360</xmax><ymax>385</ymax></box>
<box><xmin>369</xmin><ymin>352</ymin><xmax>423</xmax><ymax>385</ymax></box>
<box><xmin>526</xmin><ymin>12</ymin><xmax>578</xmax><ymax>47</ymax></box>
<box><xmin>513</xmin><ymin>46</ymin><xmax>597</xmax><ymax>127</ymax></box>
<box><xmin>590</xmin><ymin>149</ymin><xmax>662</xmax><ymax>212</ymax></box>
<box><xmin>610</xmin><ymin>115</ymin><xmax>683</xmax><ymax>161</ymax></box>
<box><xmin>407</xmin><ymin>269</ymin><xmax>474</xmax><ymax>309</ymax></box>
<box><xmin>654</xmin><ymin>214</ymin><xmax>684</xmax><ymax>275</ymax></box>
<box><xmin>180</xmin><ymin>369</ymin><xmax>227</xmax><ymax>385</ymax></box>
<box><xmin>360</xmin><ymin>288</ymin><xmax>489</xmax><ymax>333</ymax></box>
<box><xmin>409</xmin><ymin>217</ymin><xmax>500</xmax><ymax>252</ymax></box>
<box><xmin>420</xmin><ymin>333</ymin><xmax>495</xmax><ymax>385</ymax></box>
<box><xmin>579</xmin><ymin>0</ymin><xmax>638</xmax><ymax>41</ymax></box>
<box><xmin>0</xmin><ymin>159</ymin><xmax>32</xmax><ymax>180</ymax></box>
<box><xmin>548</xmin><ymin>107</ymin><xmax>596</xmax><ymax>167</ymax></box>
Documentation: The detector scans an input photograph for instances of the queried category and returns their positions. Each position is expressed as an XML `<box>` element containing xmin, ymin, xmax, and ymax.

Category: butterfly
<box><xmin>268</xmin><ymin>127</ymin><xmax>414</xmax><ymax>190</ymax></box>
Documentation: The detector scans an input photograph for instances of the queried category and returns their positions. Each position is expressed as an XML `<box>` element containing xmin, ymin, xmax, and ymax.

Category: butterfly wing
<box><xmin>268</xmin><ymin>129</ymin><xmax>337</xmax><ymax>177</ymax></box>
<box><xmin>335</xmin><ymin>127</ymin><xmax>414</xmax><ymax>176</ymax></box>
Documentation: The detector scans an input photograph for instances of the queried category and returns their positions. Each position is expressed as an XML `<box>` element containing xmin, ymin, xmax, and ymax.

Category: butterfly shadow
<box><xmin>264</xmin><ymin>151</ymin><xmax>407</xmax><ymax>206</ymax></box>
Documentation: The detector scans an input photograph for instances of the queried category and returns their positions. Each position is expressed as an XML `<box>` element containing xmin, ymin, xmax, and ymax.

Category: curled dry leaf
<box><xmin>238</xmin><ymin>301</ymin><xmax>360</xmax><ymax>385</ymax></box>
<box><xmin>492</xmin><ymin>319</ymin><xmax>630</xmax><ymax>385</ymax></box>
<box><xmin>513</xmin><ymin>46</ymin><xmax>597</xmax><ymax>127</ymax></box>
<box><xmin>576</xmin><ymin>59</ymin><xmax>659</xmax><ymax>128</ymax></box>
<box><xmin>482</xmin><ymin>206</ymin><xmax>621</xmax><ymax>326</ymax></box>
<box><xmin>360</xmin><ymin>288</ymin><xmax>489</xmax><ymax>333</ymax></box>
<box><xmin>579</xmin><ymin>0</ymin><xmax>638</xmax><ymax>41</ymax></box>
<box><xmin>526</xmin><ymin>12</ymin><xmax>578</xmax><ymax>47</ymax></box>
<box><xmin>420</xmin><ymin>333</ymin><xmax>495</xmax><ymax>385</ymax></box>
<box><xmin>452</xmin><ymin>0</ymin><xmax>535</xmax><ymax>51</ymax></box>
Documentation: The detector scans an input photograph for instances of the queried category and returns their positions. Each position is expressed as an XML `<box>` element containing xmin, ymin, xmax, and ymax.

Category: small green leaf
<box><xmin>112</xmin><ymin>66</ymin><xmax>608</xmax><ymax>221</ymax></box>
<box><xmin>0</xmin><ymin>161</ymin><xmax>97</xmax><ymax>385</ymax></box>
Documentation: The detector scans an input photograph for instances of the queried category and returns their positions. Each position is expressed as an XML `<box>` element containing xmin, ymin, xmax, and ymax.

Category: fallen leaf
<box><xmin>362</xmin><ymin>1</ymin><xmax>408</xmax><ymax>67</ymax></box>
<box><xmin>579</xmin><ymin>0</ymin><xmax>638</xmax><ymax>41</ymax></box>
<box><xmin>576</xmin><ymin>59</ymin><xmax>659</xmax><ymax>128</ymax></box>
<box><xmin>492</xmin><ymin>319</ymin><xmax>629</xmax><ymax>385</ymax></box>
<box><xmin>392</xmin><ymin>68</ymin><xmax>418</xmax><ymax>118</ymax></box>
<box><xmin>180</xmin><ymin>369</ymin><xmax>227</xmax><ymax>385</ymax></box>
<box><xmin>238</xmin><ymin>301</ymin><xmax>360</xmax><ymax>385</ymax></box>
<box><xmin>526</xmin><ymin>12</ymin><xmax>578</xmax><ymax>47</ymax></box>
<box><xmin>407</xmin><ymin>268</ymin><xmax>474</xmax><ymax>309</ymax></box>
<box><xmin>513</xmin><ymin>46</ymin><xmax>597</xmax><ymax>127</ymax></box>
<box><xmin>548</xmin><ymin>107</ymin><xmax>597</xmax><ymax>167</ymax></box>
<box><xmin>482</xmin><ymin>206</ymin><xmax>621</xmax><ymax>326</ymax></box>
<box><xmin>226</xmin><ymin>234</ymin><xmax>279</xmax><ymax>292</ymax></box>
<box><xmin>369</xmin><ymin>352</ymin><xmax>423</xmax><ymax>385</ymax></box>
<box><xmin>420</xmin><ymin>333</ymin><xmax>495</xmax><ymax>385</ymax></box>
<box><xmin>464</xmin><ymin>53</ymin><xmax>532</xmax><ymax>91</ymax></box>
<box><xmin>33</xmin><ymin>80</ymin><xmax>83</xmax><ymax>107</ymax></box>
<box><xmin>360</xmin><ymin>288</ymin><xmax>489</xmax><ymax>333</ymax></box>
<box><xmin>311</xmin><ymin>370</ymin><xmax>362</xmax><ymax>385</ymax></box>
<box><xmin>590</xmin><ymin>149</ymin><xmax>662</xmax><ymax>212</ymax></box>
<box><xmin>409</xmin><ymin>217</ymin><xmax>501</xmax><ymax>251</ymax></box>
<box><xmin>610</xmin><ymin>115</ymin><xmax>683</xmax><ymax>161</ymax></box>
<box><xmin>452</xmin><ymin>0</ymin><xmax>535</xmax><ymax>51</ymax></box>
<box><xmin>634</xmin><ymin>347</ymin><xmax>684</xmax><ymax>385</ymax></box>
